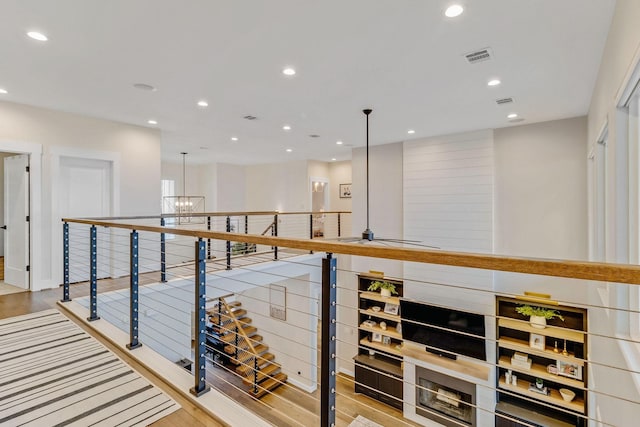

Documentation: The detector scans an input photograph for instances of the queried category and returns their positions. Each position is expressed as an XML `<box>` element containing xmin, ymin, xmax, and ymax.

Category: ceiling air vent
<box><xmin>464</xmin><ymin>48</ymin><xmax>493</xmax><ymax>64</ymax></box>
<box><xmin>243</xmin><ymin>115</ymin><xmax>257</xmax><ymax>120</ymax></box>
<box><xmin>308</xmin><ymin>134</ymin><xmax>320</xmax><ymax>138</ymax></box>
<box><xmin>496</xmin><ymin>97</ymin><xmax>514</xmax><ymax>105</ymax></box>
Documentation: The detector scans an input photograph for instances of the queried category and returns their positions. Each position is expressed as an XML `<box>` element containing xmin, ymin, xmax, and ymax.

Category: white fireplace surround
<box><xmin>403</xmin><ymin>348</ymin><xmax>495</xmax><ymax>426</ymax></box>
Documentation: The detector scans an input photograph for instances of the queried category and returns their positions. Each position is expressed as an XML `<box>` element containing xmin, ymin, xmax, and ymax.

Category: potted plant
<box><xmin>515</xmin><ymin>304</ymin><xmax>564</xmax><ymax>329</ymax></box>
<box><xmin>367</xmin><ymin>280</ymin><xmax>397</xmax><ymax>297</ymax></box>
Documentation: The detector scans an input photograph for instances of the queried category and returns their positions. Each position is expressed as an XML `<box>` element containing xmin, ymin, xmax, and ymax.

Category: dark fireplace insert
<box><xmin>416</xmin><ymin>367</ymin><xmax>476</xmax><ymax>427</ymax></box>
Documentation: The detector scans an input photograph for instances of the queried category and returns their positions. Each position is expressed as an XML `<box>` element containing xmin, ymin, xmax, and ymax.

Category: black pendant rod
<box><xmin>362</xmin><ymin>109</ymin><xmax>373</xmax><ymax>241</ymax></box>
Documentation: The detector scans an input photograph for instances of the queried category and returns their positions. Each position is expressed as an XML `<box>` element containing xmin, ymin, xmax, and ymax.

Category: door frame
<box><xmin>51</xmin><ymin>147</ymin><xmax>120</xmax><ymax>287</ymax></box>
<box><xmin>0</xmin><ymin>140</ymin><xmax>42</xmax><ymax>291</ymax></box>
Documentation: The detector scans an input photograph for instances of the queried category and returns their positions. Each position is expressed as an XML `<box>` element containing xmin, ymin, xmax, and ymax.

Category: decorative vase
<box><xmin>380</xmin><ymin>288</ymin><xmax>391</xmax><ymax>297</ymax></box>
<box><xmin>530</xmin><ymin>315</ymin><xmax>547</xmax><ymax>329</ymax></box>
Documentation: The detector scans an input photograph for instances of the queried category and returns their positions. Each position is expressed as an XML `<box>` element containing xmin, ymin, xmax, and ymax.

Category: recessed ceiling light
<box><xmin>147</xmin><ymin>119</ymin><xmax>158</xmax><ymax>125</ymax></box>
<box><xmin>507</xmin><ymin>113</ymin><xmax>518</xmax><ymax>119</ymax></box>
<box><xmin>231</xmin><ymin>137</ymin><xmax>238</xmax><ymax>141</ymax></box>
<box><xmin>133</xmin><ymin>83</ymin><xmax>157</xmax><ymax>92</ymax></box>
<box><xmin>331</xmin><ymin>158</ymin><xmax>337</xmax><ymax>161</ymax></box>
<box><xmin>283</xmin><ymin>125</ymin><xmax>291</xmax><ymax>131</ymax></box>
<box><xmin>444</xmin><ymin>4</ymin><xmax>464</xmax><ymax>18</ymax></box>
<box><xmin>282</xmin><ymin>67</ymin><xmax>296</xmax><ymax>76</ymax></box>
<box><xmin>286</xmin><ymin>148</ymin><xmax>293</xmax><ymax>153</ymax></box>
<box><xmin>336</xmin><ymin>141</ymin><xmax>343</xmax><ymax>145</ymax></box>
<box><xmin>488</xmin><ymin>79</ymin><xmax>501</xmax><ymax>87</ymax></box>
<box><xmin>407</xmin><ymin>129</ymin><xmax>415</xmax><ymax>134</ymax></box>
<box><xmin>197</xmin><ymin>100</ymin><xmax>208</xmax><ymax>107</ymax></box>
<box><xmin>27</xmin><ymin>31</ymin><xmax>48</xmax><ymax>41</ymax></box>
<box><xmin>0</xmin><ymin>88</ymin><xmax>7</xmax><ymax>95</ymax></box>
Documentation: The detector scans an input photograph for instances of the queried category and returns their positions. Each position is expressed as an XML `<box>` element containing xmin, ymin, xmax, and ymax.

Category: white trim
<box><xmin>0</xmin><ymin>140</ymin><xmax>42</xmax><ymax>292</ymax></box>
<box><xmin>50</xmin><ymin>146</ymin><xmax>121</xmax><ymax>289</ymax></box>
<box><xmin>616</xmin><ymin>41</ymin><xmax>640</xmax><ymax>107</ymax></box>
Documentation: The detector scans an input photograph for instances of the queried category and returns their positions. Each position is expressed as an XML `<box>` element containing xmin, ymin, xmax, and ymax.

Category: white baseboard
<box><xmin>286</xmin><ymin>376</ymin><xmax>317</xmax><ymax>393</ymax></box>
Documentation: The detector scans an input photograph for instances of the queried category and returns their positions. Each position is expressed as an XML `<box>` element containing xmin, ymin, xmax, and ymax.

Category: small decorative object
<box><xmin>372</xmin><ymin>332</ymin><xmax>383</xmax><ymax>342</ymax></box>
<box><xmin>528</xmin><ymin>382</ymin><xmax>549</xmax><ymax>395</ymax></box>
<box><xmin>395</xmin><ymin>323</ymin><xmax>402</xmax><ymax>334</ymax></box>
<box><xmin>383</xmin><ymin>303</ymin><xmax>399</xmax><ymax>315</ymax></box>
<box><xmin>371</xmin><ymin>306</ymin><xmax>381</xmax><ymax>312</ymax></box>
<box><xmin>557</xmin><ymin>360</ymin><xmax>583</xmax><ymax>380</ymax></box>
<box><xmin>339</xmin><ymin>183</ymin><xmax>352</xmax><ymax>199</ymax></box>
<box><xmin>529</xmin><ymin>333</ymin><xmax>545</xmax><ymax>350</ymax></box>
<box><xmin>511</xmin><ymin>374</ymin><xmax>517</xmax><ymax>386</ymax></box>
<box><xmin>362</xmin><ymin>319</ymin><xmax>376</xmax><ymax>328</ymax></box>
<box><xmin>505</xmin><ymin>371</ymin><xmax>512</xmax><ymax>384</ymax></box>
<box><xmin>547</xmin><ymin>364</ymin><xmax>558</xmax><ymax>375</ymax></box>
<box><xmin>379</xmin><ymin>321</ymin><xmax>387</xmax><ymax>330</ymax></box>
<box><xmin>367</xmin><ymin>280</ymin><xmax>398</xmax><ymax>297</ymax></box>
<box><xmin>562</xmin><ymin>339</ymin><xmax>569</xmax><ymax>356</ymax></box>
<box><xmin>515</xmin><ymin>304</ymin><xmax>564</xmax><ymax>329</ymax></box>
<box><xmin>382</xmin><ymin>336</ymin><xmax>391</xmax><ymax>345</ymax></box>
<box><xmin>535</xmin><ymin>378</ymin><xmax>544</xmax><ymax>390</ymax></box>
<box><xmin>559</xmin><ymin>388</ymin><xmax>576</xmax><ymax>402</ymax></box>
<box><xmin>368</xmin><ymin>349</ymin><xmax>376</xmax><ymax>359</ymax></box>
<box><xmin>554</xmin><ymin>340</ymin><xmax>559</xmax><ymax>353</ymax></box>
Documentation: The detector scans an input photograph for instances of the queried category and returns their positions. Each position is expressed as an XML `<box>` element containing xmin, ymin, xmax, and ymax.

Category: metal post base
<box><xmin>189</xmin><ymin>385</ymin><xmax>211</xmax><ymax>397</ymax></box>
<box><xmin>126</xmin><ymin>342</ymin><xmax>142</xmax><ymax>350</ymax></box>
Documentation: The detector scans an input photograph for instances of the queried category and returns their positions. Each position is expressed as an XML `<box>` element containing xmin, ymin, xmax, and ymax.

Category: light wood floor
<box><xmin>0</xmin><ymin>254</ymin><xmax>420</xmax><ymax>427</ymax></box>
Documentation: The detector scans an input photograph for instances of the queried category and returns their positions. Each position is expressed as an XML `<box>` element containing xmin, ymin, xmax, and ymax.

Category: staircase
<box><xmin>208</xmin><ymin>296</ymin><xmax>287</xmax><ymax>398</ymax></box>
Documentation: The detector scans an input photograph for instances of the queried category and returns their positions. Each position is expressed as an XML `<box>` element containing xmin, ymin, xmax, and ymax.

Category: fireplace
<box><xmin>415</xmin><ymin>367</ymin><xmax>476</xmax><ymax>427</ymax></box>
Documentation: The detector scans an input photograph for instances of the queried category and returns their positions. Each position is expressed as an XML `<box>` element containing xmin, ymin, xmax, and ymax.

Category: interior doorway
<box><xmin>1</xmin><ymin>152</ymin><xmax>30</xmax><ymax>290</ymax></box>
<box><xmin>310</xmin><ymin>178</ymin><xmax>329</xmax><ymax>237</ymax></box>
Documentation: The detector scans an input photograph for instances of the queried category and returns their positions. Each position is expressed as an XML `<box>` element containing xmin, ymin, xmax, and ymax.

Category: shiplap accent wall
<box><xmin>403</xmin><ymin>130</ymin><xmax>495</xmax><ymax>313</ymax></box>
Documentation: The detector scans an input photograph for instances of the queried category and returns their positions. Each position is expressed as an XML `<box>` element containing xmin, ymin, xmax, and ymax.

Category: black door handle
<box><xmin>1</xmin><ymin>225</ymin><xmax>6</xmax><ymax>230</ymax></box>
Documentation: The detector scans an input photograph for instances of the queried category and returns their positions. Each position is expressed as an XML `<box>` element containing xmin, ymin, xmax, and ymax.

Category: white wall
<box><xmin>328</xmin><ymin>161</ymin><xmax>352</xmax><ymax>212</ymax></box>
<box><xmin>495</xmin><ymin>117</ymin><xmax>588</xmax><ymax>260</ymax></box>
<box><xmin>245</xmin><ymin>160</ymin><xmax>309</xmax><ymax>212</ymax></box>
<box><xmin>216</xmin><ymin>163</ymin><xmax>246</xmax><ymax>212</ymax></box>
<box><xmin>0</xmin><ymin>100</ymin><xmax>161</xmax><ymax>290</ymax></box>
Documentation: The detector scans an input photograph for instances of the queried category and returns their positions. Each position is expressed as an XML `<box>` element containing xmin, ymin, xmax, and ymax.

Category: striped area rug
<box><xmin>0</xmin><ymin>309</ymin><xmax>180</xmax><ymax>426</ymax></box>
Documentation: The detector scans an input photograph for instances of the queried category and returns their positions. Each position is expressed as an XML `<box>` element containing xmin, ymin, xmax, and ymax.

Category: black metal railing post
<box><xmin>226</xmin><ymin>216</ymin><xmax>232</xmax><ymax>270</ymax></box>
<box><xmin>273</xmin><ymin>214</ymin><xmax>278</xmax><ymax>260</ymax></box>
<box><xmin>207</xmin><ymin>216</ymin><xmax>212</xmax><ymax>259</ymax></box>
<box><xmin>321</xmin><ymin>253</ymin><xmax>337</xmax><ymax>427</ymax></box>
<box><xmin>160</xmin><ymin>217</ymin><xmax>167</xmax><ymax>283</ymax></box>
<box><xmin>337</xmin><ymin>213</ymin><xmax>341</xmax><ymax>238</ymax></box>
<box><xmin>127</xmin><ymin>230</ymin><xmax>142</xmax><ymax>350</ymax></box>
<box><xmin>61</xmin><ymin>222</ymin><xmax>71</xmax><ymax>302</ymax></box>
<box><xmin>244</xmin><ymin>215</ymin><xmax>248</xmax><ymax>234</ymax></box>
<box><xmin>190</xmin><ymin>238</ymin><xmax>210</xmax><ymax>397</ymax></box>
<box><xmin>310</xmin><ymin>214</ymin><xmax>314</xmax><ymax>254</ymax></box>
<box><xmin>87</xmin><ymin>225</ymin><xmax>100</xmax><ymax>321</ymax></box>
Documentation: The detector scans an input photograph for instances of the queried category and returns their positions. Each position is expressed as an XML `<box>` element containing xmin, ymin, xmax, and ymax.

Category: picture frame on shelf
<box><xmin>557</xmin><ymin>360</ymin><xmax>582</xmax><ymax>380</ymax></box>
<box><xmin>529</xmin><ymin>333</ymin><xmax>545</xmax><ymax>350</ymax></box>
<box><xmin>372</xmin><ymin>332</ymin><xmax>383</xmax><ymax>342</ymax></box>
<box><xmin>384</xmin><ymin>303</ymin><xmax>399</xmax><ymax>315</ymax></box>
<box><xmin>339</xmin><ymin>183</ymin><xmax>352</xmax><ymax>198</ymax></box>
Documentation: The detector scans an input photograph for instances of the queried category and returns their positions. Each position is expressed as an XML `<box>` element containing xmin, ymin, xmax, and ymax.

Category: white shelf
<box><xmin>359</xmin><ymin>308</ymin><xmax>400</xmax><ymax>322</ymax></box>
<box><xmin>498</xmin><ymin>356</ymin><xmax>584</xmax><ymax>388</ymax></box>
<box><xmin>359</xmin><ymin>291</ymin><xmax>400</xmax><ymax>305</ymax></box>
<box><xmin>498</xmin><ymin>336</ymin><xmax>585</xmax><ymax>367</ymax></box>
<box><xmin>359</xmin><ymin>337</ymin><xmax>402</xmax><ymax>356</ymax></box>
<box><xmin>498</xmin><ymin>317</ymin><xmax>585</xmax><ymax>343</ymax></box>
<box><xmin>359</xmin><ymin>324</ymin><xmax>402</xmax><ymax>340</ymax></box>
<box><xmin>498</xmin><ymin>377</ymin><xmax>584</xmax><ymax>413</ymax></box>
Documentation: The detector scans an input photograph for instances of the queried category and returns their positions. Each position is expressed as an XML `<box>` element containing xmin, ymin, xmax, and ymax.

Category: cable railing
<box><xmin>58</xmin><ymin>212</ymin><xmax>640</xmax><ymax>427</ymax></box>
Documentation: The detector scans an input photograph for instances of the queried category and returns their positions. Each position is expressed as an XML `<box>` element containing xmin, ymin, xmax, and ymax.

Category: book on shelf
<box><xmin>511</xmin><ymin>356</ymin><xmax>532</xmax><ymax>370</ymax></box>
<box><xmin>527</xmin><ymin>383</ymin><xmax>550</xmax><ymax>395</ymax></box>
<box><xmin>512</xmin><ymin>352</ymin><xmax>529</xmax><ymax>362</ymax></box>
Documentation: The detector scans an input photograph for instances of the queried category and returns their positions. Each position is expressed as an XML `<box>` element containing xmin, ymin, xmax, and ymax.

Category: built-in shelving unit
<box><xmin>495</xmin><ymin>296</ymin><xmax>588</xmax><ymax>427</ymax></box>
<box><xmin>353</xmin><ymin>273</ymin><xmax>404</xmax><ymax>409</ymax></box>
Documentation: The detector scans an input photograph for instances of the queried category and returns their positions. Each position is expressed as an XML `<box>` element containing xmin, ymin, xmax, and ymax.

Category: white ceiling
<box><xmin>0</xmin><ymin>1</ymin><xmax>615</xmax><ymax>165</ymax></box>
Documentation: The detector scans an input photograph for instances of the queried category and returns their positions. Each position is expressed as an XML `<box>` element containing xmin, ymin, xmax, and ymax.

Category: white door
<box><xmin>60</xmin><ymin>157</ymin><xmax>112</xmax><ymax>282</ymax></box>
<box><xmin>3</xmin><ymin>154</ymin><xmax>30</xmax><ymax>289</ymax></box>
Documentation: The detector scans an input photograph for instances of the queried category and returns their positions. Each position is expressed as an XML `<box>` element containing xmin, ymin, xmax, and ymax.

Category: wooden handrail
<box><xmin>62</xmin><ymin>217</ymin><xmax>640</xmax><ymax>285</ymax></box>
<box><xmin>72</xmin><ymin>210</ymin><xmax>351</xmax><ymax>221</ymax></box>
<box><xmin>219</xmin><ymin>297</ymin><xmax>257</xmax><ymax>355</ymax></box>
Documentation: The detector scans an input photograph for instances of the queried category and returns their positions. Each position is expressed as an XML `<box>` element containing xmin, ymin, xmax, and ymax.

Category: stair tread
<box><xmin>249</xmin><ymin>372</ymin><xmax>288</xmax><ymax>398</ymax></box>
<box><xmin>223</xmin><ymin>335</ymin><xmax>263</xmax><ymax>354</ymax></box>
<box><xmin>219</xmin><ymin>326</ymin><xmax>257</xmax><ymax>342</ymax></box>
<box><xmin>242</xmin><ymin>363</ymin><xmax>281</xmax><ymax>385</ymax></box>
<box><xmin>235</xmin><ymin>353</ymin><xmax>275</xmax><ymax>373</ymax></box>
<box><xmin>232</xmin><ymin>344</ymin><xmax>269</xmax><ymax>363</ymax></box>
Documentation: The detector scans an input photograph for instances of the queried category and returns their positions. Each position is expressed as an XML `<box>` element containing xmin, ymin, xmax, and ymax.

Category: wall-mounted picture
<box><xmin>372</xmin><ymin>332</ymin><xmax>383</xmax><ymax>342</ymax></box>
<box><xmin>529</xmin><ymin>333</ymin><xmax>545</xmax><ymax>350</ymax></box>
<box><xmin>384</xmin><ymin>303</ymin><xmax>399</xmax><ymax>315</ymax></box>
<box><xmin>339</xmin><ymin>183</ymin><xmax>352</xmax><ymax>198</ymax></box>
<box><xmin>557</xmin><ymin>360</ymin><xmax>582</xmax><ymax>380</ymax></box>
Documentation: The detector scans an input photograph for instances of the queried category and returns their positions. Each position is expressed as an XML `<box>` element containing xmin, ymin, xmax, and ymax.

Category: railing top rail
<box><xmin>71</xmin><ymin>211</ymin><xmax>352</xmax><ymax>221</ymax></box>
<box><xmin>62</xmin><ymin>217</ymin><xmax>640</xmax><ymax>285</ymax></box>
